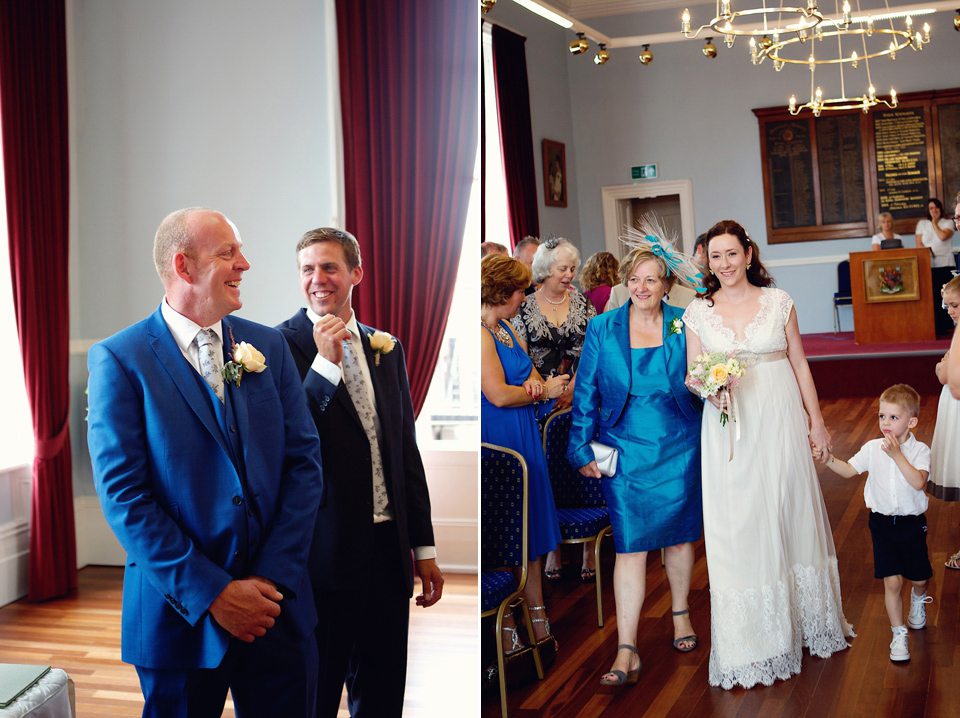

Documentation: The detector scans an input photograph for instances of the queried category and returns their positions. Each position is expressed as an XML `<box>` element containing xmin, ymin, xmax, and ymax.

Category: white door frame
<box><xmin>601</xmin><ymin>179</ymin><xmax>695</xmax><ymax>256</ymax></box>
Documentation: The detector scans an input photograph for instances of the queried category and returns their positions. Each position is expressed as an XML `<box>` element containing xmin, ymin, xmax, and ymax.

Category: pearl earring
<box><xmin>747</xmin><ymin>264</ymin><xmax>751</xmax><ymax>270</ymax></box>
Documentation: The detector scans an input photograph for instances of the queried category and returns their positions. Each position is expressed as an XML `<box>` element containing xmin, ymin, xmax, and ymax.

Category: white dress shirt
<box><xmin>306</xmin><ymin>308</ymin><xmax>436</xmax><ymax>561</ymax></box>
<box><xmin>160</xmin><ymin>298</ymin><xmax>224</xmax><ymax>373</ymax></box>
<box><xmin>848</xmin><ymin>433</ymin><xmax>930</xmax><ymax>516</ymax></box>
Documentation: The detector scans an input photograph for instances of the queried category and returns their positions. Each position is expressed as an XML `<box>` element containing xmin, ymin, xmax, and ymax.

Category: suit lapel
<box><xmin>146</xmin><ymin>308</ymin><xmax>233</xmax><ymax>459</ymax></box>
<box><xmin>611</xmin><ymin>303</ymin><xmax>632</xmax><ymax>396</ymax></box>
<box><xmin>290</xmin><ymin>309</ymin><xmax>319</xmax><ymax>363</ymax></box>
<box><xmin>223</xmin><ymin>317</ymin><xmax>249</xmax><ymax>466</ymax></box>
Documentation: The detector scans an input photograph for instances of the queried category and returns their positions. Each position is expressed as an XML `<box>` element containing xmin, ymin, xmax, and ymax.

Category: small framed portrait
<box><xmin>542</xmin><ymin>139</ymin><xmax>567</xmax><ymax>207</ymax></box>
<box><xmin>863</xmin><ymin>257</ymin><xmax>921</xmax><ymax>303</ymax></box>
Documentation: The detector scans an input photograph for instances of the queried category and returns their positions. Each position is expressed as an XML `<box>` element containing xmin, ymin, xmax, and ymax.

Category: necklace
<box><xmin>481</xmin><ymin>319</ymin><xmax>511</xmax><ymax>345</ymax></box>
<box><xmin>539</xmin><ymin>289</ymin><xmax>568</xmax><ymax>311</ymax></box>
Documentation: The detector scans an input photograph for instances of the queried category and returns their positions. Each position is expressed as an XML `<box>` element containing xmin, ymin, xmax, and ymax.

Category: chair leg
<box><xmin>595</xmin><ymin>527</ymin><xmax>612</xmax><ymax>628</ymax></box>
<box><xmin>517</xmin><ymin>600</ymin><xmax>545</xmax><ymax>680</ymax></box>
<box><xmin>494</xmin><ymin>607</ymin><xmax>510</xmax><ymax>718</ymax></box>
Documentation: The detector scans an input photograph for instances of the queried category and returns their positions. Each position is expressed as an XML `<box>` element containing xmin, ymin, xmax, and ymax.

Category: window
<box><xmin>0</xmin><ymin>153</ymin><xmax>34</xmax><ymax>472</ymax></box>
<box><xmin>413</xmin><ymin>152</ymin><xmax>480</xmax><ymax>447</ymax></box>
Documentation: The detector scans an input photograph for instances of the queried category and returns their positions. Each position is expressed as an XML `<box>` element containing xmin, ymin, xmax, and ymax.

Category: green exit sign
<box><xmin>631</xmin><ymin>164</ymin><xmax>658</xmax><ymax>180</ymax></box>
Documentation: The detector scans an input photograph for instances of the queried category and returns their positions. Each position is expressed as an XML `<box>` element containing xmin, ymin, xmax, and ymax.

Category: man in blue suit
<box><xmin>276</xmin><ymin>228</ymin><xmax>443</xmax><ymax>717</ymax></box>
<box><xmin>87</xmin><ymin>208</ymin><xmax>324</xmax><ymax>718</ymax></box>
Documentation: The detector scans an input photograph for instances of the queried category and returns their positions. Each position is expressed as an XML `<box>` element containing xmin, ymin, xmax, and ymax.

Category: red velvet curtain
<box><xmin>491</xmin><ymin>24</ymin><xmax>539</xmax><ymax>246</ymax></box>
<box><xmin>0</xmin><ymin>0</ymin><xmax>77</xmax><ymax>601</ymax></box>
<box><xmin>335</xmin><ymin>0</ymin><xmax>478</xmax><ymax>415</ymax></box>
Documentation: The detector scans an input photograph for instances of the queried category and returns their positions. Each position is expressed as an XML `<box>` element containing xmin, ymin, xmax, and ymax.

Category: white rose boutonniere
<box><xmin>368</xmin><ymin>330</ymin><xmax>396</xmax><ymax>366</ymax></box>
<box><xmin>669</xmin><ymin>318</ymin><xmax>683</xmax><ymax>336</ymax></box>
<box><xmin>221</xmin><ymin>328</ymin><xmax>267</xmax><ymax>387</ymax></box>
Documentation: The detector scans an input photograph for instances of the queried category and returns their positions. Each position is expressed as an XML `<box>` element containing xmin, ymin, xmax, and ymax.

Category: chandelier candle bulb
<box><xmin>851</xmin><ymin>50</ymin><xmax>858</xmax><ymax>68</ymax></box>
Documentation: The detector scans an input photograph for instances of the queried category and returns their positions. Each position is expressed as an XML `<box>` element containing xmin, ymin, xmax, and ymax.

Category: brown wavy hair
<box><xmin>698</xmin><ymin>220</ymin><xmax>773</xmax><ymax>304</ymax></box>
<box><xmin>580</xmin><ymin>251</ymin><xmax>620</xmax><ymax>291</ymax></box>
<box><xmin>481</xmin><ymin>254</ymin><xmax>532</xmax><ymax>306</ymax></box>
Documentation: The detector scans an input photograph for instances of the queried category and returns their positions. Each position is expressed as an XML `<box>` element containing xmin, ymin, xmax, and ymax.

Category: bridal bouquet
<box><xmin>687</xmin><ymin>352</ymin><xmax>745</xmax><ymax>426</ymax></box>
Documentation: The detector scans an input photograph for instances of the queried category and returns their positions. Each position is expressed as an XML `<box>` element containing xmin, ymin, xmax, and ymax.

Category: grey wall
<box><xmin>69</xmin><ymin>0</ymin><xmax>338</xmax><ymax>495</ymax></box>
<box><xmin>491</xmin><ymin>3</ymin><xmax>960</xmax><ymax>333</ymax></box>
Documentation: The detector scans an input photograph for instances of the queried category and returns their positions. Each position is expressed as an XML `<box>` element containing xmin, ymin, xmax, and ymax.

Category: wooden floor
<box><xmin>0</xmin><ymin>568</ymin><xmax>477</xmax><ymax>717</ymax></box>
<box><xmin>482</xmin><ymin>392</ymin><xmax>960</xmax><ymax>718</ymax></box>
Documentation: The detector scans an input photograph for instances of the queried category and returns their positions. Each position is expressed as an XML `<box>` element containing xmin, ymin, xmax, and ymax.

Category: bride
<box><xmin>682</xmin><ymin>220</ymin><xmax>854</xmax><ymax>689</ymax></box>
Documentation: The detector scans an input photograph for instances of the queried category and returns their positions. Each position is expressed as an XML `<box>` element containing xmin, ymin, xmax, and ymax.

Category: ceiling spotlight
<box><xmin>480</xmin><ymin>0</ymin><xmax>495</xmax><ymax>13</ymax></box>
<box><xmin>569</xmin><ymin>32</ymin><xmax>589</xmax><ymax>55</ymax></box>
<box><xmin>638</xmin><ymin>44</ymin><xmax>653</xmax><ymax>65</ymax></box>
<box><xmin>703</xmin><ymin>37</ymin><xmax>718</xmax><ymax>58</ymax></box>
<box><xmin>595</xmin><ymin>43</ymin><xmax>610</xmax><ymax>65</ymax></box>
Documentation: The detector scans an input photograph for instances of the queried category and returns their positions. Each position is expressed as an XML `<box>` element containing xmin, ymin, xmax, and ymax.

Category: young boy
<box><xmin>819</xmin><ymin>384</ymin><xmax>933</xmax><ymax>662</ymax></box>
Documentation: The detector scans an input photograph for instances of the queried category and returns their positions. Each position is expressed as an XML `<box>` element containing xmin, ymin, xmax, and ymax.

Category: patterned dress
<box><xmin>511</xmin><ymin>289</ymin><xmax>595</xmax><ymax>377</ymax></box>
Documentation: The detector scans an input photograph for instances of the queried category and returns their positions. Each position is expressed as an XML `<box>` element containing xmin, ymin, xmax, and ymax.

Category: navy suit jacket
<box><xmin>87</xmin><ymin>307</ymin><xmax>324</xmax><ymax>669</ymax></box>
<box><xmin>567</xmin><ymin>301</ymin><xmax>702</xmax><ymax>470</ymax></box>
<box><xmin>276</xmin><ymin>309</ymin><xmax>435</xmax><ymax>596</ymax></box>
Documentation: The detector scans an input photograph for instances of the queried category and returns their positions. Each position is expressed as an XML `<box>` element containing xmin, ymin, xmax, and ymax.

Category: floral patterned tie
<box><xmin>341</xmin><ymin>338</ymin><xmax>390</xmax><ymax>517</ymax></box>
<box><xmin>196</xmin><ymin>328</ymin><xmax>224</xmax><ymax>403</ymax></box>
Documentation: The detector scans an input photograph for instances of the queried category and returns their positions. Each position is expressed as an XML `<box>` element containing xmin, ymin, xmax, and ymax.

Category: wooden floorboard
<box><xmin>483</xmin><ymin>391</ymin><xmax>960</xmax><ymax>717</ymax></box>
<box><xmin>0</xmin><ymin>568</ymin><xmax>477</xmax><ymax>718</ymax></box>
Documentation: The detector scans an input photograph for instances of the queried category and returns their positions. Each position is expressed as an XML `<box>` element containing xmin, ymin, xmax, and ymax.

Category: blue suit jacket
<box><xmin>87</xmin><ymin>307</ymin><xmax>324</xmax><ymax>670</ymax></box>
<box><xmin>567</xmin><ymin>301</ymin><xmax>701</xmax><ymax>470</ymax></box>
<box><xmin>276</xmin><ymin>309</ymin><xmax>435</xmax><ymax>595</ymax></box>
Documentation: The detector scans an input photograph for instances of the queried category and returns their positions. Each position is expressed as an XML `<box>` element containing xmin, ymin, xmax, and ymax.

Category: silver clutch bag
<box><xmin>590</xmin><ymin>441</ymin><xmax>618</xmax><ymax>477</ymax></box>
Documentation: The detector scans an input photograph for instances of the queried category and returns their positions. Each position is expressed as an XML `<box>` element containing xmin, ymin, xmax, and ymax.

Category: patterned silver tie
<box><xmin>196</xmin><ymin>328</ymin><xmax>224</xmax><ymax>403</ymax></box>
<box><xmin>341</xmin><ymin>338</ymin><xmax>390</xmax><ymax>517</ymax></box>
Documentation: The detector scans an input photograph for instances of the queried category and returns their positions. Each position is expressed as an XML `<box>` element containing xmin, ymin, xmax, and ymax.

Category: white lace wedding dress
<box><xmin>683</xmin><ymin>287</ymin><xmax>854</xmax><ymax>689</ymax></box>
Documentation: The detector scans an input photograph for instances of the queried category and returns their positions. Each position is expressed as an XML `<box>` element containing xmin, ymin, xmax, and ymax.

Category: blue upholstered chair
<box><xmin>833</xmin><ymin>260</ymin><xmax>853</xmax><ymax>332</ymax></box>
<box><xmin>542</xmin><ymin>409</ymin><xmax>613</xmax><ymax>627</ymax></box>
<box><xmin>480</xmin><ymin>443</ymin><xmax>544</xmax><ymax>718</ymax></box>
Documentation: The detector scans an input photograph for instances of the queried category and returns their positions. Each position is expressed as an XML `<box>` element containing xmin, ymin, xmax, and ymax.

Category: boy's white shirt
<box><xmin>848</xmin><ymin>432</ymin><xmax>931</xmax><ymax>516</ymax></box>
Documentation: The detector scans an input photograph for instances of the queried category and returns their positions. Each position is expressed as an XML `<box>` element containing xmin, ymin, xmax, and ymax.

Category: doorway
<box><xmin>600</xmin><ymin>179</ymin><xmax>695</xmax><ymax>260</ymax></box>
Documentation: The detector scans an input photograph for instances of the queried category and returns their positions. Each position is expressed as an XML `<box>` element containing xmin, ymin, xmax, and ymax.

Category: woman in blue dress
<box><xmin>481</xmin><ymin>254</ymin><xmax>569</xmax><ymax>654</ymax></box>
<box><xmin>568</xmin><ymin>238</ymin><xmax>703</xmax><ymax>686</ymax></box>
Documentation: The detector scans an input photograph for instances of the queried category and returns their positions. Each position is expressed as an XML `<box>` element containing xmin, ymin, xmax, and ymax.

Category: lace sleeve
<box><xmin>682</xmin><ymin>299</ymin><xmax>703</xmax><ymax>336</ymax></box>
<box><xmin>776</xmin><ymin>288</ymin><xmax>794</xmax><ymax>326</ymax></box>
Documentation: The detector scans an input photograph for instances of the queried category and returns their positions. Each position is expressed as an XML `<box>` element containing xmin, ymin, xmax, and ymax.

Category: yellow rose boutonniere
<box><xmin>368</xmin><ymin>331</ymin><xmax>396</xmax><ymax>366</ymax></box>
<box><xmin>221</xmin><ymin>328</ymin><xmax>267</xmax><ymax>387</ymax></box>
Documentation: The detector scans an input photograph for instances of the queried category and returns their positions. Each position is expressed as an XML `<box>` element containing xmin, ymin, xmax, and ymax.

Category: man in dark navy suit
<box><xmin>277</xmin><ymin>228</ymin><xmax>443</xmax><ymax>717</ymax></box>
<box><xmin>87</xmin><ymin>208</ymin><xmax>323</xmax><ymax>717</ymax></box>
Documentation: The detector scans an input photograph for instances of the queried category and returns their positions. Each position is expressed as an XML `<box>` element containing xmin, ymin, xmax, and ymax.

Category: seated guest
<box><xmin>567</xmin><ymin>235</ymin><xmax>703</xmax><ymax>687</ymax></box>
<box><xmin>580</xmin><ymin>251</ymin><xmax>620</xmax><ymax>313</ymax></box>
<box><xmin>481</xmin><ymin>254</ymin><xmax>568</xmax><ymax>655</ymax></box>
<box><xmin>872</xmin><ymin>212</ymin><xmax>903</xmax><ymax>249</ymax></box>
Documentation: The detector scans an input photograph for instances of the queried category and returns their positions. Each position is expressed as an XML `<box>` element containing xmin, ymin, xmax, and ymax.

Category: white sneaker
<box><xmin>907</xmin><ymin>590</ymin><xmax>933</xmax><ymax>630</ymax></box>
<box><xmin>890</xmin><ymin>626</ymin><xmax>910</xmax><ymax>662</ymax></box>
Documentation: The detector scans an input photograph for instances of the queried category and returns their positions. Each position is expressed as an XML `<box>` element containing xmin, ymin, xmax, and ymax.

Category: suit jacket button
<box><xmin>229</xmin><ymin>425</ymin><xmax>236</xmax><ymax>433</ymax></box>
<box><xmin>232</xmin><ymin>495</ymin><xmax>243</xmax><ymax>506</ymax></box>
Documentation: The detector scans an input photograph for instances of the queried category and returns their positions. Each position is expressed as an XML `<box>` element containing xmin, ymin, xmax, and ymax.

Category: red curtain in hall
<box><xmin>335</xmin><ymin>0</ymin><xmax>478</xmax><ymax>414</ymax></box>
<box><xmin>491</xmin><ymin>23</ymin><xmax>539</xmax><ymax>248</ymax></box>
<box><xmin>0</xmin><ymin>0</ymin><xmax>77</xmax><ymax>601</ymax></box>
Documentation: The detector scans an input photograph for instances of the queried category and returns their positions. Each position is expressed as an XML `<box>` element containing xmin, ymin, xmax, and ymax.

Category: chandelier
<box><xmin>774</xmin><ymin>1</ymin><xmax>930</xmax><ymax>114</ymax></box>
<box><xmin>681</xmin><ymin>0</ymin><xmax>826</xmax><ymax>47</ymax></box>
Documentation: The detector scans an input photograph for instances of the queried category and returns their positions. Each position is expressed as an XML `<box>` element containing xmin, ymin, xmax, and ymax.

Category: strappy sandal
<box><xmin>599</xmin><ymin>644</ymin><xmax>641</xmax><ymax>686</ymax></box>
<box><xmin>544</xmin><ymin>567</ymin><xmax>562</xmax><ymax>582</ymax></box>
<box><xmin>672</xmin><ymin>608</ymin><xmax>698</xmax><ymax>652</ymax></box>
<box><xmin>946</xmin><ymin>549</ymin><xmax>960</xmax><ymax>570</ymax></box>
<box><xmin>501</xmin><ymin>625</ymin><xmax>525</xmax><ymax>656</ymax></box>
<box><xmin>528</xmin><ymin>605</ymin><xmax>559</xmax><ymax>651</ymax></box>
<box><xmin>580</xmin><ymin>566</ymin><xmax>596</xmax><ymax>583</ymax></box>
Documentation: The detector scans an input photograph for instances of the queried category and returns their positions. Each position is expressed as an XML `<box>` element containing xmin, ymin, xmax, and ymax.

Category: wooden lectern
<box><xmin>849</xmin><ymin>248</ymin><xmax>935</xmax><ymax>344</ymax></box>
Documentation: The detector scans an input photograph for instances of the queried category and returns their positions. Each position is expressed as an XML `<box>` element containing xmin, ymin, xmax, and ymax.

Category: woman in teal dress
<box><xmin>481</xmin><ymin>254</ymin><xmax>569</xmax><ymax>655</ymax></box>
<box><xmin>567</xmin><ymin>241</ymin><xmax>703</xmax><ymax>686</ymax></box>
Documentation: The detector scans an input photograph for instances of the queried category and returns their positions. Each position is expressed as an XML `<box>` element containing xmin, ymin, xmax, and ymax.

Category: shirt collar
<box><xmin>161</xmin><ymin>298</ymin><xmax>224</xmax><ymax>351</ymax></box>
<box><xmin>305</xmin><ymin>307</ymin><xmax>360</xmax><ymax>340</ymax></box>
